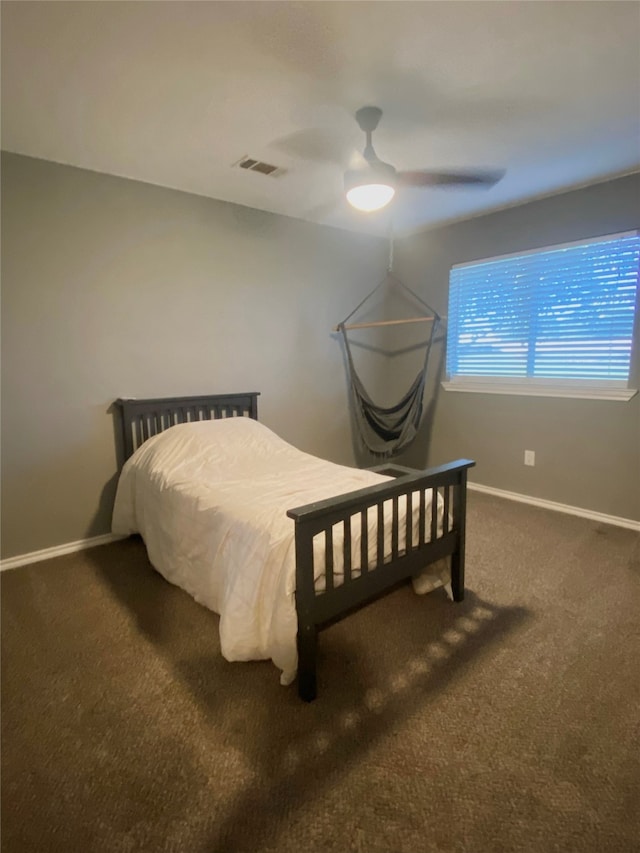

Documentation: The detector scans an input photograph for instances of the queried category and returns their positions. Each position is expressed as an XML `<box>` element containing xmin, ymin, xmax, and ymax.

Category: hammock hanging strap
<box><xmin>339</xmin><ymin>313</ymin><xmax>439</xmax><ymax>459</ymax></box>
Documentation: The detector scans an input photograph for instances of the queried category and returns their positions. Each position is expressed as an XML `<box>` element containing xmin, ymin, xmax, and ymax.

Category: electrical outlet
<box><xmin>524</xmin><ymin>450</ymin><xmax>535</xmax><ymax>466</ymax></box>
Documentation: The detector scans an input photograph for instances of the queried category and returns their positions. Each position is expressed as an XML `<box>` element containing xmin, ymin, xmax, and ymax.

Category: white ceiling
<box><xmin>2</xmin><ymin>1</ymin><xmax>639</xmax><ymax>236</ymax></box>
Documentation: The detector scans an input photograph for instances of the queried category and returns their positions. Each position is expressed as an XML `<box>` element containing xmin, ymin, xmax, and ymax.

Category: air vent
<box><xmin>234</xmin><ymin>156</ymin><xmax>286</xmax><ymax>177</ymax></box>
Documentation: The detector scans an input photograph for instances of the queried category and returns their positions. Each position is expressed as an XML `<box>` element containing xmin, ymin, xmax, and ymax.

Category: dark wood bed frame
<box><xmin>115</xmin><ymin>392</ymin><xmax>475</xmax><ymax>701</ymax></box>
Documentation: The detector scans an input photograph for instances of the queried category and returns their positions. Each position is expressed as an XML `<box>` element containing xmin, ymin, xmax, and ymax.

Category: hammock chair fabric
<box><xmin>336</xmin><ymin>230</ymin><xmax>441</xmax><ymax>458</ymax></box>
<box><xmin>340</xmin><ymin>322</ymin><xmax>436</xmax><ymax>457</ymax></box>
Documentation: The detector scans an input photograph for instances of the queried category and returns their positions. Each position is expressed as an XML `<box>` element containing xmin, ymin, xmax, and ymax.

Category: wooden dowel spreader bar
<box><xmin>333</xmin><ymin>316</ymin><xmax>436</xmax><ymax>332</ymax></box>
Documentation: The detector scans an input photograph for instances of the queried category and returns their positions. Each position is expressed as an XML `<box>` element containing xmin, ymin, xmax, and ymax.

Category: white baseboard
<box><xmin>1</xmin><ymin>533</ymin><xmax>126</xmax><ymax>572</ymax></box>
<box><xmin>468</xmin><ymin>482</ymin><xmax>640</xmax><ymax>532</ymax></box>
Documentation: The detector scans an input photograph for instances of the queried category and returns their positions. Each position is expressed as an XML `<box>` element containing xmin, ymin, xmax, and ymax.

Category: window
<box><xmin>444</xmin><ymin>231</ymin><xmax>640</xmax><ymax>400</ymax></box>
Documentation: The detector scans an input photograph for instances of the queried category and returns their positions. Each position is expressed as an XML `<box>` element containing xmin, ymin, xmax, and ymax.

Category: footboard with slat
<box><xmin>287</xmin><ymin>459</ymin><xmax>475</xmax><ymax>701</ymax></box>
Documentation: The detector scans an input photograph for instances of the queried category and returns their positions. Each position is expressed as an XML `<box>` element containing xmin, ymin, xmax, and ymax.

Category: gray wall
<box><xmin>3</xmin><ymin>155</ymin><xmax>638</xmax><ymax>561</ymax></box>
<box><xmin>1</xmin><ymin>153</ymin><xmax>388</xmax><ymax>558</ymax></box>
<box><xmin>393</xmin><ymin>173</ymin><xmax>640</xmax><ymax>521</ymax></box>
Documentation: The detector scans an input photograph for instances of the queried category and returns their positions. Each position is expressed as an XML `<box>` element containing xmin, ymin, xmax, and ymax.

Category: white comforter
<box><xmin>112</xmin><ymin>418</ymin><xmax>448</xmax><ymax>685</ymax></box>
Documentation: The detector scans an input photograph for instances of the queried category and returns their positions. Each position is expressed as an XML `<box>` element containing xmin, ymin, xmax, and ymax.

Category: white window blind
<box><xmin>445</xmin><ymin>231</ymin><xmax>640</xmax><ymax>400</ymax></box>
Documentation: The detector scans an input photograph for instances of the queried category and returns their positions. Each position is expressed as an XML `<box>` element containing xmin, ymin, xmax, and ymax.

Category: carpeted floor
<box><xmin>2</xmin><ymin>492</ymin><xmax>639</xmax><ymax>853</ymax></box>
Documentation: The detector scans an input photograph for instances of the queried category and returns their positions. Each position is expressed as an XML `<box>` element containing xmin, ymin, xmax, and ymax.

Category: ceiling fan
<box><xmin>345</xmin><ymin>106</ymin><xmax>505</xmax><ymax>212</ymax></box>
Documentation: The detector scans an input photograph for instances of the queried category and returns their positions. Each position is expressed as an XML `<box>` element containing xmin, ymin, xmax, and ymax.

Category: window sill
<box><xmin>441</xmin><ymin>380</ymin><xmax>638</xmax><ymax>401</ymax></box>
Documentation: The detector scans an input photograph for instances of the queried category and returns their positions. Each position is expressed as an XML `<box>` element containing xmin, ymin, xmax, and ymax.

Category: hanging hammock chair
<box><xmin>336</xmin><ymin>252</ymin><xmax>441</xmax><ymax>459</ymax></box>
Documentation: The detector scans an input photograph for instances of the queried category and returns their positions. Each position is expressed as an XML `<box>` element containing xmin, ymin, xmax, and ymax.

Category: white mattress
<box><xmin>112</xmin><ymin>417</ymin><xmax>449</xmax><ymax>685</ymax></box>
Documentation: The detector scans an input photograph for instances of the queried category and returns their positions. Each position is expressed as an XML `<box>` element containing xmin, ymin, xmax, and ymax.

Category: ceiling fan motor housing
<box><xmin>344</xmin><ymin>159</ymin><xmax>397</xmax><ymax>192</ymax></box>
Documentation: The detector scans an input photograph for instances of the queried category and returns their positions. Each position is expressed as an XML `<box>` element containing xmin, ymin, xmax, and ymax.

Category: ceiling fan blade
<box><xmin>397</xmin><ymin>169</ymin><xmax>506</xmax><ymax>188</ymax></box>
<box><xmin>269</xmin><ymin>128</ymin><xmax>345</xmax><ymax>165</ymax></box>
<box><xmin>268</xmin><ymin>128</ymin><xmax>355</xmax><ymax>166</ymax></box>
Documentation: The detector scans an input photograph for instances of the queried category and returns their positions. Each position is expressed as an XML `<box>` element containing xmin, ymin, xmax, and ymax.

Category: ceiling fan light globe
<box><xmin>344</xmin><ymin>159</ymin><xmax>397</xmax><ymax>212</ymax></box>
<box><xmin>345</xmin><ymin>183</ymin><xmax>395</xmax><ymax>212</ymax></box>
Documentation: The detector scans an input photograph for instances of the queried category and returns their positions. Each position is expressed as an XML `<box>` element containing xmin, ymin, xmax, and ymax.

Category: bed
<box><xmin>112</xmin><ymin>392</ymin><xmax>475</xmax><ymax>701</ymax></box>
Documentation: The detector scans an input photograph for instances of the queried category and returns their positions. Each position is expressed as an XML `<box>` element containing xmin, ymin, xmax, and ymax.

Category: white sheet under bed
<box><xmin>111</xmin><ymin>417</ymin><xmax>449</xmax><ymax>685</ymax></box>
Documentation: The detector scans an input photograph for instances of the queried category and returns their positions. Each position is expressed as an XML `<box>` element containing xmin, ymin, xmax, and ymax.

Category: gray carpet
<box><xmin>2</xmin><ymin>492</ymin><xmax>639</xmax><ymax>853</ymax></box>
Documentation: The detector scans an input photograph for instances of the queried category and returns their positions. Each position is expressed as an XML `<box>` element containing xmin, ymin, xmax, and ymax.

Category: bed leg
<box><xmin>451</xmin><ymin>549</ymin><xmax>465</xmax><ymax>602</ymax></box>
<box><xmin>297</xmin><ymin>623</ymin><xmax>317</xmax><ymax>702</ymax></box>
<box><xmin>451</xmin><ymin>472</ymin><xmax>468</xmax><ymax>602</ymax></box>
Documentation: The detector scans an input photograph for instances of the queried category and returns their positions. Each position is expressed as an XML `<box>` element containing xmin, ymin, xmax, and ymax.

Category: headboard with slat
<box><xmin>115</xmin><ymin>392</ymin><xmax>260</xmax><ymax>461</ymax></box>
